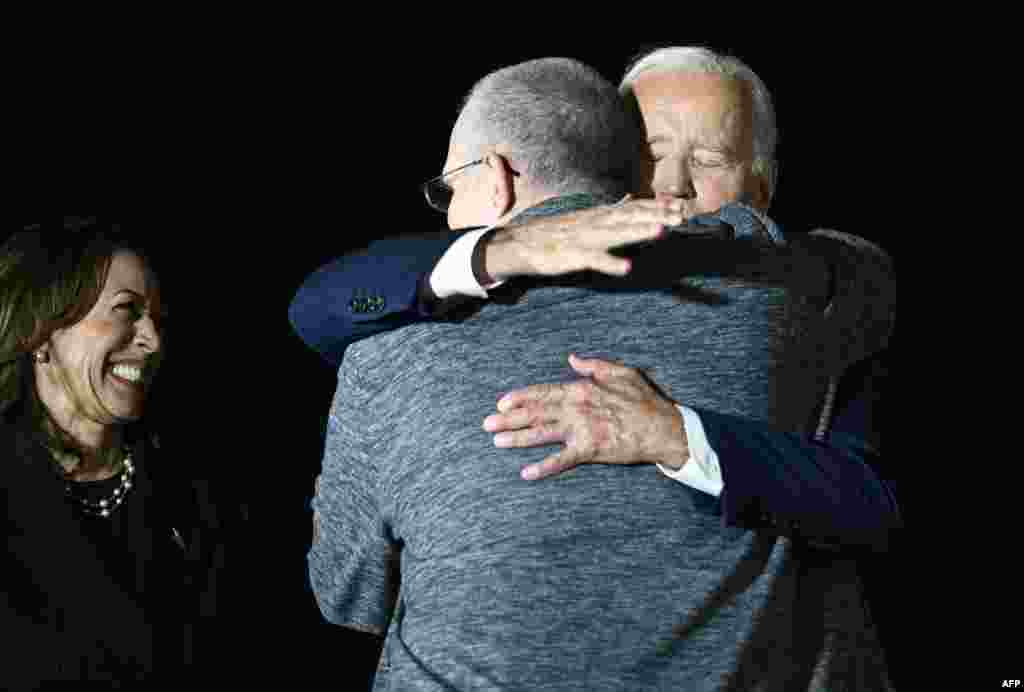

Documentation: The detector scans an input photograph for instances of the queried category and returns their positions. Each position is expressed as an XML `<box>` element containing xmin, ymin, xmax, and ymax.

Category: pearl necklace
<box><xmin>64</xmin><ymin>452</ymin><xmax>136</xmax><ymax>518</ymax></box>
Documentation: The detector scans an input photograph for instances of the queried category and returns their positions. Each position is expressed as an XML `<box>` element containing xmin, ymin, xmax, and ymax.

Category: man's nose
<box><xmin>660</xmin><ymin>164</ymin><xmax>696</xmax><ymax>200</ymax></box>
<box><xmin>656</xmin><ymin>183</ymin><xmax>696</xmax><ymax>202</ymax></box>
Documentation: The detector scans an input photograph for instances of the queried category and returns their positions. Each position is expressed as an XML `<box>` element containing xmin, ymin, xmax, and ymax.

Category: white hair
<box><xmin>620</xmin><ymin>46</ymin><xmax>778</xmax><ymax>203</ymax></box>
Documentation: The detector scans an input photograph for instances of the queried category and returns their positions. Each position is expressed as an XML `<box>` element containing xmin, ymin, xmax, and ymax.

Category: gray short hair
<box><xmin>620</xmin><ymin>46</ymin><xmax>778</xmax><ymax>203</ymax></box>
<box><xmin>457</xmin><ymin>58</ymin><xmax>643</xmax><ymax>199</ymax></box>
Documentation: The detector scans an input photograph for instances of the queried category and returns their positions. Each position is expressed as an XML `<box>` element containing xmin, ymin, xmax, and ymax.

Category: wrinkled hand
<box><xmin>482</xmin><ymin>354</ymin><xmax>689</xmax><ymax>480</ymax></box>
<box><xmin>485</xmin><ymin>196</ymin><xmax>684</xmax><ymax>279</ymax></box>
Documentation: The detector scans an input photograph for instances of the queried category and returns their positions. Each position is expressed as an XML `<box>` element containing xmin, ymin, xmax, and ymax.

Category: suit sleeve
<box><xmin>288</xmin><ymin>232</ymin><xmax>465</xmax><ymax>368</ymax></box>
<box><xmin>697</xmin><ymin>349</ymin><xmax>898</xmax><ymax>552</ymax></box>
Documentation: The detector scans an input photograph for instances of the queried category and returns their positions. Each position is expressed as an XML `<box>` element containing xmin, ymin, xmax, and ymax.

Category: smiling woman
<box><xmin>0</xmin><ymin>219</ymin><xmax>229</xmax><ymax>687</ymax></box>
<box><xmin>1</xmin><ymin>222</ymin><xmax>165</xmax><ymax>477</ymax></box>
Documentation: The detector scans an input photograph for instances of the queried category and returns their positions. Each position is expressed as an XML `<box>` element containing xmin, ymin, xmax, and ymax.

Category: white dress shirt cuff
<box><xmin>656</xmin><ymin>405</ymin><xmax>724</xmax><ymax>497</ymax></box>
<box><xmin>429</xmin><ymin>227</ymin><xmax>506</xmax><ymax>299</ymax></box>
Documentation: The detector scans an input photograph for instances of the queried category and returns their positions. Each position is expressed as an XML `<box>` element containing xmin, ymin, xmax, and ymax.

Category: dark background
<box><xmin>9</xmin><ymin>29</ymin><xmax>905</xmax><ymax>687</ymax></box>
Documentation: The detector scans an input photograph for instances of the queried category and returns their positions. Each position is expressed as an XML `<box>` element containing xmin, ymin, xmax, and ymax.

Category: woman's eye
<box><xmin>115</xmin><ymin>302</ymin><xmax>141</xmax><ymax>316</ymax></box>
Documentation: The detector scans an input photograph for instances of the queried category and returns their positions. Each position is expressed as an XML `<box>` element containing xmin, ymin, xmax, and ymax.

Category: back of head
<box><xmin>620</xmin><ymin>46</ymin><xmax>779</xmax><ymax>203</ymax></box>
<box><xmin>458</xmin><ymin>57</ymin><xmax>644</xmax><ymax>199</ymax></box>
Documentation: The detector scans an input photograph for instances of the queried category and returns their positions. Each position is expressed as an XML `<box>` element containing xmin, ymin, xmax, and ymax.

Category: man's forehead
<box><xmin>634</xmin><ymin>69</ymin><xmax>751</xmax><ymax>147</ymax></box>
<box><xmin>635</xmin><ymin>70</ymin><xmax>749</xmax><ymax>119</ymax></box>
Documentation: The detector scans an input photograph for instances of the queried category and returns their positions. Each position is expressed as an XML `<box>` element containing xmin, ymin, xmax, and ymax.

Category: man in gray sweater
<box><xmin>309</xmin><ymin>57</ymin><xmax>890</xmax><ymax>690</ymax></box>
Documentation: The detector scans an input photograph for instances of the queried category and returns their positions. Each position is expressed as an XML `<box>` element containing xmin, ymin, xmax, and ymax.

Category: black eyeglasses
<box><xmin>421</xmin><ymin>159</ymin><xmax>483</xmax><ymax>213</ymax></box>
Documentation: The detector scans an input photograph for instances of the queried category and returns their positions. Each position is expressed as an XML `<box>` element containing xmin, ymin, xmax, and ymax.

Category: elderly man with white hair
<box><xmin>295</xmin><ymin>46</ymin><xmax>897</xmax><ymax>689</ymax></box>
<box><xmin>621</xmin><ymin>46</ymin><xmax>777</xmax><ymax>214</ymax></box>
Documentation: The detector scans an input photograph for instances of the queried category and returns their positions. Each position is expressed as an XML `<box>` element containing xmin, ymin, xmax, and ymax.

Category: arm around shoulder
<box><xmin>698</xmin><ymin>350</ymin><xmax>898</xmax><ymax>552</ymax></box>
<box><xmin>288</xmin><ymin>232</ymin><xmax>464</xmax><ymax>367</ymax></box>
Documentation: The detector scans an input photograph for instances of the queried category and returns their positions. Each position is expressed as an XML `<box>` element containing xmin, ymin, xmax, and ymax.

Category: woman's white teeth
<box><xmin>111</xmin><ymin>364</ymin><xmax>143</xmax><ymax>383</ymax></box>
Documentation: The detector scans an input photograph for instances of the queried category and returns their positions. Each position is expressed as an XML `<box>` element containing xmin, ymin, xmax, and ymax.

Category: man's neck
<box><xmin>495</xmin><ymin>185</ymin><xmax>620</xmax><ymax>227</ymax></box>
<box><xmin>494</xmin><ymin>189</ymin><xmax>559</xmax><ymax>228</ymax></box>
<box><xmin>503</xmin><ymin>191</ymin><xmax>621</xmax><ymax>227</ymax></box>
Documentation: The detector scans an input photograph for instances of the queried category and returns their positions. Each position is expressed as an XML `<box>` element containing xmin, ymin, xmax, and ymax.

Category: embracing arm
<box><xmin>695</xmin><ymin>349</ymin><xmax>898</xmax><ymax>552</ymax></box>
<box><xmin>486</xmin><ymin>348</ymin><xmax>897</xmax><ymax>553</ymax></box>
<box><xmin>701</xmin><ymin>228</ymin><xmax>898</xmax><ymax>549</ymax></box>
<box><xmin>288</xmin><ymin>200</ymin><xmax>682</xmax><ymax>368</ymax></box>
<box><xmin>288</xmin><ymin>231</ymin><xmax>467</xmax><ymax>368</ymax></box>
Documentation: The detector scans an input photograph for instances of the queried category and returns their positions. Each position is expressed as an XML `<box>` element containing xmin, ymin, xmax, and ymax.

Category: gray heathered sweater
<box><xmin>309</xmin><ymin>196</ymin><xmax>890</xmax><ymax>691</ymax></box>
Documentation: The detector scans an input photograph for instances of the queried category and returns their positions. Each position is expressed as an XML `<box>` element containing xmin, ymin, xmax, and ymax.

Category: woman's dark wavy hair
<box><xmin>0</xmin><ymin>217</ymin><xmax>161</xmax><ymax>455</ymax></box>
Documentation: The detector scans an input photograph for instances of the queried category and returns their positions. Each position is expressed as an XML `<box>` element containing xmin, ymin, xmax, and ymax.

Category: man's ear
<box><xmin>485</xmin><ymin>152</ymin><xmax>516</xmax><ymax>217</ymax></box>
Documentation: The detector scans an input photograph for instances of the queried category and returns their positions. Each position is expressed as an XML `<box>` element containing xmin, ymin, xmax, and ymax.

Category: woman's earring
<box><xmin>34</xmin><ymin>351</ymin><xmax>49</xmax><ymax>363</ymax></box>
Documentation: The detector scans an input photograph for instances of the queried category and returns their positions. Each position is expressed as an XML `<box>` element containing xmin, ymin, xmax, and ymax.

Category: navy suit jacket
<box><xmin>288</xmin><ymin>230</ymin><xmax>899</xmax><ymax>553</ymax></box>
